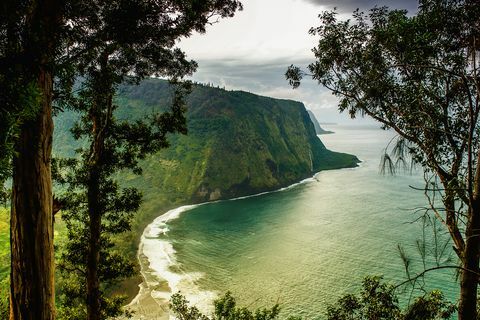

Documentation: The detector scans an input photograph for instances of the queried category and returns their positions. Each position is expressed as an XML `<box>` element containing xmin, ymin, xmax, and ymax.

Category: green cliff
<box><xmin>55</xmin><ymin>79</ymin><xmax>358</xmax><ymax>205</ymax></box>
<box><xmin>104</xmin><ymin>79</ymin><xmax>359</xmax><ymax>204</ymax></box>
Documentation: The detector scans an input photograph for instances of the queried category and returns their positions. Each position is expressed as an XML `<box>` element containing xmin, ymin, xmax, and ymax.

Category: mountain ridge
<box><xmin>110</xmin><ymin>79</ymin><xmax>359</xmax><ymax>203</ymax></box>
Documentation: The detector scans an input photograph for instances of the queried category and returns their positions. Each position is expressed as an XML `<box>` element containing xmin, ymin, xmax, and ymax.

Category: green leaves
<box><xmin>170</xmin><ymin>291</ymin><xmax>280</xmax><ymax>320</ymax></box>
<box><xmin>285</xmin><ymin>65</ymin><xmax>303</xmax><ymax>89</ymax></box>
<box><xmin>325</xmin><ymin>277</ymin><xmax>455</xmax><ymax>320</ymax></box>
<box><xmin>171</xmin><ymin>282</ymin><xmax>455</xmax><ymax>320</ymax></box>
<box><xmin>53</xmin><ymin>1</ymin><xmax>244</xmax><ymax>318</ymax></box>
<box><xmin>404</xmin><ymin>291</ymin><xmax>456</xmax><ymax>320</ymax></box>
<box><xmin>170</xmin><ymin>293</ymin><xmax>211</xmax><ymax>320</ymax></box>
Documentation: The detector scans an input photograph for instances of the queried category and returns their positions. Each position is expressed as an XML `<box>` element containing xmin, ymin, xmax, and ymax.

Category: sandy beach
<box><xmin>126</xmin><ymin>250</ymin><xmax>170</xmax><ymax>319</ymax></box>
<box><xmin>125</xmin><ymin>204</ymin><xmax>217</xmax><ymax>320</ymax></box>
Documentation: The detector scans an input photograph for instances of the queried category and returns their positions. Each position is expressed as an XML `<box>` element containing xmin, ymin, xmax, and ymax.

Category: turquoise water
<box><xmin>155</xmin><ymin>125</ymin><xmax>459</xmax><ymax>318</ymax></box>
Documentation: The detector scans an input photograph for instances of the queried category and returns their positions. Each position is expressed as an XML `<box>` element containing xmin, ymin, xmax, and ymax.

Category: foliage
<box><xmin>404</xmin><ymin>291</ymin><xmax>457</xmax><ymax>320</ymax></box>
<box><xmin>0</xmin><ymin>0</ymin><xmax>47</xmax><ymax>186</ymax></box>
<box><xmin>326</xmin><ymin>277</ymin><xmax>455</xmax><ymax>320</ymax></box>
<box><xmin>55</xmin><ymin>1</ymin><xmax>243</xmax><ymax>319</ymax></box>
<box><xmin>56</xmin><ymin>178</ymin><xmax>141</xmax><ymax>320</ymax></box>
<box><xmin>0</xmin><ymin>82</ymin><xmax>42</xmax><ymax>186</ymax></box>
<box><xmin>170</xmin><ymin>291</ymin><xmax>280</xmax><ymax>320</ymax></box>
<box><xmin>326</xmin><ymin>277</ymin><xmax>401</xmax><ymax>320</ymax></box>
<box><xmin>171</xmin><ymin>279</ymin><xmax>455</xmax><ymax>320</ymax></box>
<box><xmin>287</xmin><ymin>1</ymin><xmax>480</xmax><ymax>318</ymax></box>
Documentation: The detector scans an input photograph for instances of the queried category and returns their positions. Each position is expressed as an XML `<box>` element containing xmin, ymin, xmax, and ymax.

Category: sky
<box><xmin>178</xmin><ymin>0</ymin><xmax>418</xmax><ymax>124</ymax></box>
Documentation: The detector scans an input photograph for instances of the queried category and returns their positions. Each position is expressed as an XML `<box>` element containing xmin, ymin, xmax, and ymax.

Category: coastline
<box><xmin>125</xmin><ymin>163</ymin><xmax>362</xmax><ymax>319</ymax></box>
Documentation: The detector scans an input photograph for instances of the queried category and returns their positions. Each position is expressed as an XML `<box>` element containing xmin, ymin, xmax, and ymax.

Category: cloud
<box><xmin>188</xmin><ymin>58</ymin><xmax>311</xmax><ymax>97</ymax></box>
<box><xmin>178</xmin><ymin>0</ymin><xmax>405</xmax><ymax>125</ymax></box>
<box><xmin>302</xmin><ymin>0</ymin><xmax>418</xmax><ymax>13</ymax></box>
<box><xmin>178</xmin><ymin>0</ymin><xmax>323</xmax><ymax>63</ymax></box>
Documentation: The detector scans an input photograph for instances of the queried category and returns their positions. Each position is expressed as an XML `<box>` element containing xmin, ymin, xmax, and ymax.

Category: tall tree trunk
<box><xmin>458</xmin><ymin>201</ymin><xmax>480</xmax><ymax>320</ymax></box>
<box><xmin>9</xmin><ymin>0</ymin><xmax>62</xmax><ymax>318</ymax></box>
<box><xmin>86</xmin><ymin>96</ymin><xmax>108</xmax><ymax>320</ymax></box>
<box><xmin>86</xmin><ymin>176</ymin><xmax>102</xmax><ymax>320</ymax></box>
<box><xmin>10</xmin><ymin>68</ymin><xmax>55</xmax><ymax>319</ymax></box>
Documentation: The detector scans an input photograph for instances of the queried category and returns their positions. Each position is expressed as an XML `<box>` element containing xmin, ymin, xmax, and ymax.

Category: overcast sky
<box><xmin>178</xmin><ymin>0</ymin><xmax>418</xmax><ymax>124</ymax></box>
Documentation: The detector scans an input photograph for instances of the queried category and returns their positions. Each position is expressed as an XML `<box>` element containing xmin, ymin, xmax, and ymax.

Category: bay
<box><xmin>145</xmin><ymin>125</ymin><xmax>459</xmax><ymax>318</ymax></box>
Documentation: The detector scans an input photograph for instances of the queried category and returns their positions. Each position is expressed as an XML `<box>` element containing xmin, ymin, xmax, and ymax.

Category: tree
<box><xmin>170</xmin><ymin>291</ymin><xmax>280</xmax><ymax>320</ymax></box>
<box><xmin>325</xmin><ymin>276</ymin><xmax>455</xmax><ymax>320</ymax></box>
<box><xmin>56</xmin><ymin>82</ymin><xmax>190</xmax><ymax>320</ymax></box>
<box><xmin>170</xmin><ymin>282</ymin><xmax>455</xmax><ymax>320</ymax></box>
<box><xmin>54</xmin><ymin>1</ymin><xmax>242</xmax><ymax>319</ymax></box>
<box><xmin>0</xmin><ymin>1</ymin><xmax>66</xmax><ymax>318</ymax></box>
<box><xmin>1</xmin><ymin>0</ymin><xmax>242</xmax><ymax>318</ymax></box>
<box><xmin>286</xmin><ymin>0</ymin><xmax>480</xmax><ymax>319</ymax></box>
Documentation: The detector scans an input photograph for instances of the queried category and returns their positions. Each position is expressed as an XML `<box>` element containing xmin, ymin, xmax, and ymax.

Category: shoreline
<box><xmin>126</xmin><ymin>165</ymin><xmax>362</xmax><ymax>319</ymax></box>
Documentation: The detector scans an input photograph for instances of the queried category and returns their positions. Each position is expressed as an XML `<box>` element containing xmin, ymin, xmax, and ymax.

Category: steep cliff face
<box><xmin>111</xmin><ymin>79</ymin><xmax>358</xmax><ymax>203</ymax></box>
<box><xmin>55</xmin><ymin>79</ymin><xmax>358</xmax><ymax>204</ymax></box>
<box><xmin>307</xmin><ymin>110</ymin><xmax>334</xmax><ymax>135</ymax></box>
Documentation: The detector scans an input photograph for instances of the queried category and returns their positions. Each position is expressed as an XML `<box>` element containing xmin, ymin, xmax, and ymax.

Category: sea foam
<box><xmin>129</xmin><ymin>204</ymin><xmax>217</xmax><ymax>318</ymax></box>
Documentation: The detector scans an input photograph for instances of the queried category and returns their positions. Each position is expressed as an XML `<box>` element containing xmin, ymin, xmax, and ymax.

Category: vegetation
<box><xmin>1</xmin><ymin>0</ymin><xmax>242</xmax><ymax>319</ymax></box>
<box><xmin>170</xmin><ymin>277</ymin><xmax>456</xmax><ymax>320</ymax></box>
<box><xmin>287</xmin><ymin>0</ymin><xmax>480</xmax><ymax>319</ymax></box>
<box><xmin>113</xmin><ymin>80</ymin><xmax>358</xmax><ymax>203</ymax></box>
<box><xmin>170</xmin><ymin>291</ymin><xmax>280</xmax><ymax>320</ymax></box>
<box><xmin>325</xmin><ymin>277</ymin><xmax>455</xmax><ymax>320</ymax></box>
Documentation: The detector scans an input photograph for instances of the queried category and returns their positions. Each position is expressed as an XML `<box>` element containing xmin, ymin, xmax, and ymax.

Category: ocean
<box><xmin>133</xmin><ymin>125</ymin><xmax>459</xmax><ymax>319</ymax></box>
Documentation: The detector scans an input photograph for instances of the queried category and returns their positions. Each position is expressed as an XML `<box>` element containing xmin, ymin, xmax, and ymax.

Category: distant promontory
<box><xmin>307</xmin><ymin>110</ymin><xmax>334</xmax><ymax>135</ymax></box>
